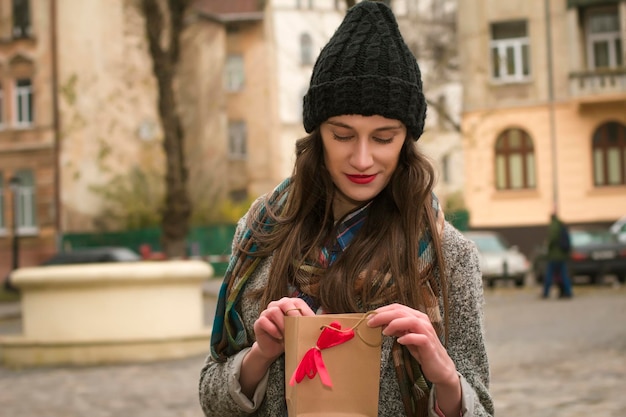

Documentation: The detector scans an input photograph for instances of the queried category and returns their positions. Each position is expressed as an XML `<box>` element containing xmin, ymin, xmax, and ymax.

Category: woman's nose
<box><xmin>350</xmin><ymin>138</ymin><xmax>374</xmax><ymax>171</ymax></box>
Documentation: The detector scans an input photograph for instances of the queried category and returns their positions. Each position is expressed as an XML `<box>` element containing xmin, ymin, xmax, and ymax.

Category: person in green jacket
<box><xmin>542</xmin><ymin>213</ymin><xmax>573</xmax><ymax>299</ymax></box>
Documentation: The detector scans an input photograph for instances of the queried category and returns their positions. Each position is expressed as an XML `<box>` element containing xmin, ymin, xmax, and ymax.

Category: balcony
<box><xmin>569</xmin><ymin>68</ymin><xmax>626</xmax><ymax>105</ymax></box>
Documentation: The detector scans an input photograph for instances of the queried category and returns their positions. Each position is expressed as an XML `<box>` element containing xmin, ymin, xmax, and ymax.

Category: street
<box><xmin>0</xmin><ymin>283</ymin><xmax>624</xmax><ymax>416</ymax></box>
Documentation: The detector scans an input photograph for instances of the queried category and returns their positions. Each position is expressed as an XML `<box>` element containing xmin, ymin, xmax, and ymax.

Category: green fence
<box><xmin>62</xmin><ymin>210</ymin><xmax>470</xmax><ymax>277</ymax></box>
<box><xmin>445</xmin><ymin>209</ymin><xmax>470</xmax><ymax>231</ymax></box>
<box><xmin>61</xmin><ymin>224</ymin><xmax>237</xmax><ymax>277</ymax></box>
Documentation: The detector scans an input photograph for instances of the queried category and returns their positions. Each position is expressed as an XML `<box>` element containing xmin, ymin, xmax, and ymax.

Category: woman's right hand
<box><xmin>252</xmin><ymin>297</ymin><xmax>316</xmax><ymax>362</ymax></box>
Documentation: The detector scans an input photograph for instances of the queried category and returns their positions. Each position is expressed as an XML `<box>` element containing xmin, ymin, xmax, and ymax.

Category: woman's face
<box><xmin>320</xmin><ymin>114</ymin><xmax>407</xmax><ymax>219</ymax></box>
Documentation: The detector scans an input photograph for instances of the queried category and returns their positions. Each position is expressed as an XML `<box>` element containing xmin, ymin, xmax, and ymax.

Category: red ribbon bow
<box><xmin>289</xmin><ymin>321</ymin><xmax>355</xmax><ymax>388</ymax></box>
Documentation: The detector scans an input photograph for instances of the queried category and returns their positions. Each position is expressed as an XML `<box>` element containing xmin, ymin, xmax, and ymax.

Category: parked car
<box><xmin>462</xmin><ymin>231</ymin><xmax>530</xmax><ymax>288</ymax></box>
<box><xmin>610</xmin><ymin>215</ymin><xmax>626</xmax><ymax>244</ymax></box>
<box><xmin>533</xmin><ymin>228</ymin><xmax>626</xmax><ymax>285</ymax></box>
<box><xmin>4</xmin><ymin>247</ymin><xmax>142</xmax><ymax>292</ymax></box>
<box><xmin>40</xmin><ymin>246</ymin><xmax>142</xmax><ymax>265</ymax></box>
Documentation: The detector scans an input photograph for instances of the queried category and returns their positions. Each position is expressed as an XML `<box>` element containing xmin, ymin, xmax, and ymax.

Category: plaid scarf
<box><xmin>210</xmin><ymin>178</ymin><xmax>445</xmax><ymax>417</ymax></box>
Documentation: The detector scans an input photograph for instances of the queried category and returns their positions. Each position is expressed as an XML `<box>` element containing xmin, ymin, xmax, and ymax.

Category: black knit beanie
<box><xmin>302</xmin><ymin>1</ymin><xmax>426</xmax><ymax>140</ymax></box>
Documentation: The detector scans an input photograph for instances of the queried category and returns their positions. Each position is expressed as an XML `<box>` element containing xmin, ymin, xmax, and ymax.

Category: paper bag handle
<box><xmin>320</xmin><ymin>311</ymin><xmax>381</xmax><ymax>347</ymax></box>
<box><xmin>285</xmin><ymin>309</ymin><xmax>382</xmax><ymax>348</ymax></box>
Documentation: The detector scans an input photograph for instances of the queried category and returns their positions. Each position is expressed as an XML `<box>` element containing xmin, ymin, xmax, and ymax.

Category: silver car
<box><xmin>463</xmin><ymin>231</ymin><xmax>530</xmax><ymax>288</ymax></box>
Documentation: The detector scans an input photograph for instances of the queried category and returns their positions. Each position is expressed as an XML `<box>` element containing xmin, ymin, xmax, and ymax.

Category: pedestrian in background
<box><xmin>199</xmin><ymin>2</ymin><xmax>493</xmax><ymax>416</ymax></box>
<box><xmin>542</xmin><ymin>212</ymin><xmax>574</xmax><ymax>299</ymax></box>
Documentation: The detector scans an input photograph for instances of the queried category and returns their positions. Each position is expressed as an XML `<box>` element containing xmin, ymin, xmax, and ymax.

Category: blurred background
<box><xmin>0</xmin><ymin>0</ymin><xmax>625</xmax><ymax>415</ymax></box>
<box><xmin>0</xmin><ymin>0</ymin><xmax>624</xmax><ymax>275</ymax></box>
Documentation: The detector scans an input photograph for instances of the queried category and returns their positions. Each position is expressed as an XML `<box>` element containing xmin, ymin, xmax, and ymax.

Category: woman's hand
<box><xmin>241</xmin><ymin>297</ymin><xmax>315</xmax><ymax>399</ymax></box>
<box><xmin>367</xmin><ymin>303</ymin><xmax>458</xmax><ymax>388</ymax></box>
<box><xmin>252</xmin><ymin>297</ymin><xmax>316</xmax><ymax>362</ymax></box>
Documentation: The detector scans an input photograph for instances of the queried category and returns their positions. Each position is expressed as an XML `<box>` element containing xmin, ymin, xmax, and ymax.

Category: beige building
<box><xmin>0</xmin><ymin>0</ymin><xmax>57</xmax><ymax>277</ymax></box>
<box><xmin>458</xmin><ymin>0</ymin><xmax>626</xmax><ymax>254</ymax></box>
<box><xmin>0</xmin><ymin>1</ymin><xmax>276</xmax><ymax>277</ymax></box>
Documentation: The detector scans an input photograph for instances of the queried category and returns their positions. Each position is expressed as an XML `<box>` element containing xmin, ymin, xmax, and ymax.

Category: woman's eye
<box><xmin>373</xmin><ymin>136</ymin><xmax>393</xmax><ymax>144</ymax></box>
<box><xmin>333</xmin><ymin>133</ymin><xmax>352</xmax><ymax>141</ymax></box>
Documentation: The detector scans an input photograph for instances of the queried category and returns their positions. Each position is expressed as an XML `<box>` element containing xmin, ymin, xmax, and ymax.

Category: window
<box><xmin>224</xmin><ymin>55</ymin><xmax>244</xmax><ymax>92</ymax></box>
<box><xmin>490</xmin><ymin>21</ymin><xmax>530</xmax><ymax>82</ymax></box>
<box><xmin>9</xmin><ymin>170</ymin><xmax>37</xmax><ymax>234</ymax></box>
<box><xmin>0</xmin><ymin>85</ymin><xmax>4</xmax><ymax>128</ymax></box>
<box><xmin>441</xmin><ymin>154</ymin><xmax>451</xmax><ymax>184</ymax></box>
<box><xmin>12</xmin><ymin>0</ymin><xmax>31</xmax><ymax>38</ymax></box>
<box><xmin>585</xmin><ymin>8</ymin><xmax>622</xmax><ymax>69</ymax></box>
<box><xmin>228</xmin><ymin>121</ymin><xmax>247</xmax><ymax>160</ymax></box>
<box><xmin>0</xmin><ymin>174</ymin><xmax>5</xmax><ymax>232</ymax></box>
<box><xmin>14</xmin><ymin>78</ymin><xmax>33</xmax><ymax>127</ymax></box>
<box><xmin>495</xmin><ymin>128</ymin><xmax>536</xmax><ymax>190</ymax></box>
<box><xmin>229</xmin><ymin>189</ymin><xmax>248</xmax><ymax>203</ymax></box>
<box><xmin>296</xmin><ymin>0</ymin><xmax>313</xmax><ymax>9</ymax></box>
<box><xmin>592</xmin><ymin>121</ymin><xmax>626</xmax><ymax>186</ymax></box>
<box><xmin>300</xmin><ymin>33</ymin><xmax>313</xmax><ymax>65</ymax></box>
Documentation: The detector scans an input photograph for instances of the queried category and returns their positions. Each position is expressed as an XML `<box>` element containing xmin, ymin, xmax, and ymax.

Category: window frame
<box><xmin>12</xmin><ymin>169</ymin><xmax>38</xmax><ymax>235</ymax></box>
<box><xmin>0</xmin><ymin>85</ymin><xmax>4</xmax><ymax>130</ymax></box>
<box><xmin>494</xmin><ymin>128</ymin><xmax>536</xmax><ymax>190</ymax></box>
<box><xmin>585</xmin><ymin>8</ymin><xmax>622</xmax><ymax>69</ymax></box>
<box><xmin>12</xmin><ymin>0</ymin><xmax>31</xmax><ymax>39</ymax></box>
<box><xmin>489</xmin><ymin>21</ymin><xmax>531</xmax><ymax>83</ymax></box>
<box><xmin>14</xmin><ymin>78</ymin><xmax>33</xmax><ymax>127</ymax></box>
<box><xmin>592</xmin><ymin>121</ymin><xmax>626</xmax><ymax>187</ymax></box>
<box><xmin>0</xmin><ymin>174</ymin><xmax>5</xmax><ymax>234</ymax></box>
<box><xmin>228</xmin><ymin>120</ymin><xmax>247</xmax><ymax>160</ymax></box>
<box><xmin>224</xmin><ymin>55</ymin><xmax>245</xmax><ymax>92</ymax></box>
<box><xmin>300</xmin><ymin>33</ymin><xmax>313</xmax><ymax>65</ymax></box>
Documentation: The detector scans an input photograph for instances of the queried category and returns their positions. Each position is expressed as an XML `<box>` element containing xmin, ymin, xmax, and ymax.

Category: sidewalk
<box><xmin>0</xmin><ymin>278</ymin><xmax>224</xmax><ymax>322</ymax></box>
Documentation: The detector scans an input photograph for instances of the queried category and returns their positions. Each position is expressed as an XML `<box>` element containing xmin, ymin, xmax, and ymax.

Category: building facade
<box><xmin>0</xmin><ymin>0</ymin><xmax>234</xmax><ymax>277</ymax></box>
<box><xmin>458</xmin><ymin>0</ymin><xmax>626</xmax><ymax>255</ymax></box>
<box><xmin>1</xmin><ymin>0</ymin><xmax>466</xmax><ymax>277</ymax></box>
<box><xmin>0</xmin><ymin>0</ymin><xmax>57</xmax><ymax>278</ymax></box>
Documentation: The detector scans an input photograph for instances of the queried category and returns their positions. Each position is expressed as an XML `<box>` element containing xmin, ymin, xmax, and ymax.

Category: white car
<box><xmin>610</xmin><ymin>216</ymin><xmax>626</xmax><ymax>244</ymax></box>
<box><xmin>463</xmin><ymin>231</ymin><xmax>530</xmax><ymax>288</ymax></box>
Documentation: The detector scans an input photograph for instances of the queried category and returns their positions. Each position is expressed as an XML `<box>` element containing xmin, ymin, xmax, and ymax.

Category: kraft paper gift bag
<box><xmin>284</xmin><ymin>313</ymin><xmax>382</xmax><ymax>417</ymax></box>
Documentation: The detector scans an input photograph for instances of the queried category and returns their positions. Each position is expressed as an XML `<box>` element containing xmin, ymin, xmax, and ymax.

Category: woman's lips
<box><xmin>346</xmin><ymin>174</ymin><xmax>376</xmax><ymax>184</ymax></box>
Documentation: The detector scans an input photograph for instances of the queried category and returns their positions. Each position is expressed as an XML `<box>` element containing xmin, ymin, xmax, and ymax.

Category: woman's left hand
<box><xmin>367</xmin><ymin>303</ymin><xmax>458</xmax><ymax>387</ymax></box>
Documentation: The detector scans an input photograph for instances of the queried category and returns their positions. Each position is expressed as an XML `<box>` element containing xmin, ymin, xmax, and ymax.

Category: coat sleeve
<box><xmin>199</xmin><ymin>348</ymin><xmax>270</xmax><ymax>416</ymax></box>
<box><xmin>198</xmin><ymin>207</ymin><xmax>267</xmax><ymax>417</ymax></box>
<box><xmin>441</xmin><ymin>224</ymin><xmax>495</xmax><ymax>416</ymax></box>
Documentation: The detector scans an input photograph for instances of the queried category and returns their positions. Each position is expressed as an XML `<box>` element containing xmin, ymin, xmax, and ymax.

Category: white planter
<box><xmin>0</xmin><ymin>260</ymin><xmax>213</xmax><ymax>367</ymax></box>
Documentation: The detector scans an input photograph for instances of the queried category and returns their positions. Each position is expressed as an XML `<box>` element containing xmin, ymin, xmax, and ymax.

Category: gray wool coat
<box><xmin>199</xmin><ymin>219</ymin><xmax>495</xmax><ymax>417</ymax></box>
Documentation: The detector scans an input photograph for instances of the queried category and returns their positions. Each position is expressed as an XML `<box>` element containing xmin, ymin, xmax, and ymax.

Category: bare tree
<box><xmin>140</xmin><ymin>0</ymin><xmax>191</xmax><ymax>258</ymax></box>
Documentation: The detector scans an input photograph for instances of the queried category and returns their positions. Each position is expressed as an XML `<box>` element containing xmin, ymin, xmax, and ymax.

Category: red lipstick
<box><xmin>346</xmin><ymin>174</ymin><xmax>376</xmax><ymax>184</ymax></box>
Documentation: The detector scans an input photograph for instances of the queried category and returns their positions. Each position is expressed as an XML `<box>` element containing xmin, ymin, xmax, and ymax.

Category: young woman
<box><xmin>200</xmin><ymin>2</ymin><xmax>494</xmax><ymax>416</ymax></box>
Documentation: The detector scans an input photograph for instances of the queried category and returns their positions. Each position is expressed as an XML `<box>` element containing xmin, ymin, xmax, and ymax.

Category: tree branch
<box><xmin>426</xmin><ymin>97</ymin><xmax>461</xmax><ymax>132</ymax></box>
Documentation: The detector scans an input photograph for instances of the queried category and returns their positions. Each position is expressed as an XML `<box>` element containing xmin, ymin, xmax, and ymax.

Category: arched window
<box><xmin>495</xmin><ymin>128</ymin><xmax>536</xmax><ymax>190</ymax></box>
<box><xmin>592</xmin><ymin>121</ymin><xmax>626</xmax><ymax>186</ymax></box>
<box><xmin>300</xmin><ymin>33</ymin><xmax>313</xmax><ymax>65</ymax></box>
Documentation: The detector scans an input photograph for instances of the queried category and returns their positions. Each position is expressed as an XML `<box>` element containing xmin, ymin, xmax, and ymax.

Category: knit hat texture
<box><xmin>303</xmin><ymin>1</ymin><xmax>426</xmax><ymax>140</ymax></box>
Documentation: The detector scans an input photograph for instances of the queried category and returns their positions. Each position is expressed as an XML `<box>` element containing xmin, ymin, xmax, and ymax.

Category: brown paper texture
<box><xmin>284</xmin><ymin>313</ymin><xmax>382</xmax><ymax>417</ymax></box>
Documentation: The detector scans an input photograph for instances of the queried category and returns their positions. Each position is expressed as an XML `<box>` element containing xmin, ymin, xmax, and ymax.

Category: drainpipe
<box><xmin>545</xmin><ymin>0</ymin><xmax>559</xmax><ymax>214</ymax></box>
<box><xmin>51</xmin><ymin>0</ymin><xmax>62</xmax><ymax>249</ymax></box>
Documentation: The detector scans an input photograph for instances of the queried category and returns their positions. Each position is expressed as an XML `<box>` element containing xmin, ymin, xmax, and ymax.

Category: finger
<box><xmin>290</xmin><ymin>298</ymin><xmax>316</xmax><ymax>316</ymax></box>
<box><xmin>368</xmin><ymin>307</ymin><xmax>426</xmax><ymax>328</ymax></box>
<box><xmin>381</xmin><ymin>317</ymin><xmax>435</xmax><ymax>338</ymax></box>
<box><xmin>397</xmin><ymin>332</ymin><xmax>429</xmax><ymax>348</ymax></box>
<box><xmin>254</xmin><ymin>315</ymin><xmax>283</xmax><ymax>340</ymax></box>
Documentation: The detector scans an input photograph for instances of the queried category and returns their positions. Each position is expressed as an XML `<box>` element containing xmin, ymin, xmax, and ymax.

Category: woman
<box><xmin>200</xmin><ymin>2</ymin><xmax>493</xmax><ymax>416</ymax></box>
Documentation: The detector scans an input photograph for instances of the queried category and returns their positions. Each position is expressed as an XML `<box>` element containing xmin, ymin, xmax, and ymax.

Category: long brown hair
<box><xmin>243</xmin><ymin>129</ymin><xmax>448</xmax><ymax>320</ymax></box>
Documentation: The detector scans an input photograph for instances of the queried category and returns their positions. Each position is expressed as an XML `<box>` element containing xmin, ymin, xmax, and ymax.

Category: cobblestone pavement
<box><xmin>0</xmin><ymin>282</ymin><xmax>624</xmax><ymax>416</ymax></box>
